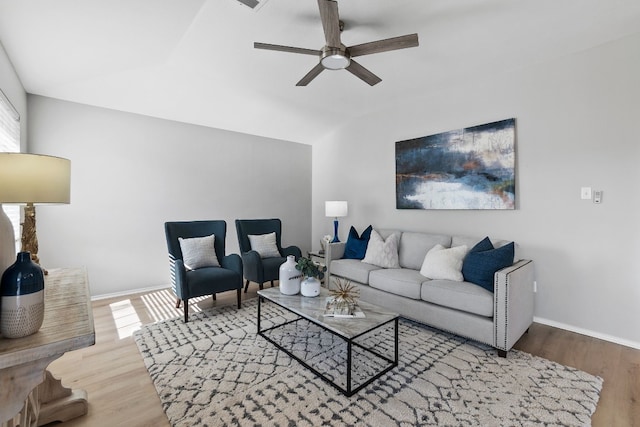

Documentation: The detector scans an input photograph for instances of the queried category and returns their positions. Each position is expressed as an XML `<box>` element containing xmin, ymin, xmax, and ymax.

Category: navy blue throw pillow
<box><xmin>343</xmin><ymin>225</ymin><xmax>373</xmax><ymax>260</ymax></box>
<box><xmin>462</xmin><ymin>237</ymin><xmax>514</xmax><ymax>292</ymax></box>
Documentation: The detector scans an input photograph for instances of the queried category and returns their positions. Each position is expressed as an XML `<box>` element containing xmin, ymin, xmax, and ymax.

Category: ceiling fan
<box><xmin>254</xmin><ymin>0</ymin><xmax>419</xmax><ymax>86</ymax></box>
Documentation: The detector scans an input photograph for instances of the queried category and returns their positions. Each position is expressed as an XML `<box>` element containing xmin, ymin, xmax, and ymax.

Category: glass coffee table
<box><xmin>257</xmin><ymin>287</ymin><xmax>399</xmax><ymax>397</ymax></box>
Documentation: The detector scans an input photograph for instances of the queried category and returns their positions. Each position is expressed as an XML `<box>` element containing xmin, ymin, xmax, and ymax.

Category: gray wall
<box><xmin>28</xmin><ymin>96</ymin><xmax>312</xmax><ymax>297</ymax></box>
<box><xmin>313</xmin><ymin>32</ymin><xmax>640</xmax><ymax>348</ymax></box>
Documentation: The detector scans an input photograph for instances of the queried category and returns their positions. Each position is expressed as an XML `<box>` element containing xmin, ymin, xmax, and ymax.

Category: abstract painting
<box><xmin>396</xmin><ymin>118</ymin><xmax>516</xmax><ymax>210</ymax></box>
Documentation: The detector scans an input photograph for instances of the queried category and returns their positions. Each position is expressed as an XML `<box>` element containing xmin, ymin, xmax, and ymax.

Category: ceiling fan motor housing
<box><xmin>321</xmin><ymin>46</ymin><xmax>351</xmax><ymax>70</ymax></box>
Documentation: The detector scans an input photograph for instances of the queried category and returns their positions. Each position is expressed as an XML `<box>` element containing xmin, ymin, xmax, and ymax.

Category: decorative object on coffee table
<box><xmin>296</xmin><ymin>256</ymin><xmax>326</xmax><ymax>297</ymax></box>
<box><xmin>325</xmin><ymin>201</ymin><xmax>348</xmax><ymax>243</ymax></box>
<box><xmin>328</xmin><ymin>277</ymin><xmax>359</xmax><ymax>312</ymax></box>
<box><xmin>0</xmin><ymin>251</ymin><xmax>45</xmax><ymax>338</ymax></box>
<box><xmin>278</xmin><ymin>255</ymin><xmax>301</xmax><ymax>295</ymax></box>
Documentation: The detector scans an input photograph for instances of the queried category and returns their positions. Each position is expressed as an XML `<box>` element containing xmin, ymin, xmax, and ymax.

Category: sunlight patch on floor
<box><xmin>109</xmin><ymin>299</ymin><xmax>141</xmax><ymax>339</ymax></box>
<box><xmin>141</xmin><ymin>289</ymin><xmax>206</xmax><ymax>323</ymax></box>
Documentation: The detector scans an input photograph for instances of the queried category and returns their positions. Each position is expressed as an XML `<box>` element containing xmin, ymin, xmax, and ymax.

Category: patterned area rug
<box><xmin>133</xmin><ymin>298</ymin><xmax>602</xmax><ymax>427</ymax></box>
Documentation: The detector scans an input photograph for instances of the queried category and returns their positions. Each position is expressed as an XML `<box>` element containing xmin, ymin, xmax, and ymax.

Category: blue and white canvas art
<box><xmin>396</xmin><ymin>119</ymin><xmax>516</xmax><ymax>210</ymax></box>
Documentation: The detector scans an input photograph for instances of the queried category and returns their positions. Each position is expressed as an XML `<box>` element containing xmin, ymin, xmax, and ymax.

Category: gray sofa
<box><xmin>326</xmin><ymin>229</ymin><xmax>535</xmax><ymax>357</ymax></box>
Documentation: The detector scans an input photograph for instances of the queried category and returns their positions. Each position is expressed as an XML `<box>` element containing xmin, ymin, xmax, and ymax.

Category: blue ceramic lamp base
<box><xmin>331</xmin><ymin>219</ymin><xmax>340</xmax><ymax>243</ymax></box>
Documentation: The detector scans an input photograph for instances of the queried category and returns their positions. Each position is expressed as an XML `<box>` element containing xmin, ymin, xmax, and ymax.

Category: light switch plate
<box><xmin>581</xmin><ymin>187</ymin><xmax>592</xmax><ymax>200</ymax></box>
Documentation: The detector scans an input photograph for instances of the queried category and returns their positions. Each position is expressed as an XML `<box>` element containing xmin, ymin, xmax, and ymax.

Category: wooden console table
<box><xmin>0</xmin><ymin>268</ymin><xmax>95</xmax><ymax>426</ymax></box>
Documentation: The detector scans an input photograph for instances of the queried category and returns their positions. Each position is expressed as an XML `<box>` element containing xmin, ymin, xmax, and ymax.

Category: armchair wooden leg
<box><xmin>184</xmin><ymin>299</ymin><xmax>189</xmax><ymax>323</ymax></box>
<box><xmin>212</xmin><ymin>293</ymin><xmax>216</xmax><ymax>301</ymax></box>
<box><xmin>270</xmin><ymin>280</ymin><xmax>275</xmax><ymax>288</ymax></box>
<box><xmin>244</xmin><ymin>280</ymin><xmax>250</xmax><ymax>293</ymax></box>
<box><xmin>497</xmin><ymin>349</ymin><xmax>507</xmax><ymax>358</ymax></box>
<box><xmin>175</xmin><ymin>298</ymin><xmax>181</xmax><ymax>309</ymax></box>
<box><xmin>237</xmin><ymin>289</ymin><xmax>241</xmax><ymax>309</ymax></box>
<box><xmin>259</xmin><ymin>282</ymin><xmax>264</xmax><ymax>290</ymax></box>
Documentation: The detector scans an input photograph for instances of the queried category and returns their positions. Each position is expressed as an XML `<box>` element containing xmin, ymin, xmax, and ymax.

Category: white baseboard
<box><xmin>91</xmin><ymin>284</ymin><xmax>171</xmax><ymax>301</ymax></box>
<box><xmin>534</xmin><ymin>316</ymin><xmax>640</xmax><ymax>350</ymax></box>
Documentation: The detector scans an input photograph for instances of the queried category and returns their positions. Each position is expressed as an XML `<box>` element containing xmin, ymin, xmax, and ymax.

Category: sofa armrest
<box><xmin>493</xmin><ymin>259</ymin><xmax>535</xmax><ymax>352</ymax></box>
<box><xmin>326</xmin><ymin>242</ymin><xmax>346</xmax><ymax>262</ymax></box>
<box><xmin>325</xmin><ymin>242</ymin><xmax>346</xmax><ymax>286</ymax></box>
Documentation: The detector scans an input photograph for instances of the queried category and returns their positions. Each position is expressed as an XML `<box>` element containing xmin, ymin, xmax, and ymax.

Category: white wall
<box><xmin>28</xmin><ymin>96</ymin><xmax>312</xmax><ymax>297</ymax></box>
<box><xmin>313</xmin><ymin>33</ymin><xmax>640</xmax><ymax>348</ymax></box>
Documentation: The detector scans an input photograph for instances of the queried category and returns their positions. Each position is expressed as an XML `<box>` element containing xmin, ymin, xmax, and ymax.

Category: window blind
<box><xmin>0</xmin><ymin>88</ymin><xmax>21</xmax><ymax>251</ymax></box>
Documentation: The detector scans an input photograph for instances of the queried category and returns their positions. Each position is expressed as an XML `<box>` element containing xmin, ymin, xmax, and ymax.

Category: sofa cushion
<box><xmin>452</xmin><ymin>235</ymin><xmax>485</xmax><ymax>251</ymax></box>
<box><xmin>362</xmin><ymin>230</ymin><xmax>401</xmax><ymax>268</ymax></box>
<box><xmin>462</xmin><ymin>237</ymin><xmax>515</xmax><ymax>292</ymax></box>
<box><xmin>399</xmin><ymin>232</ymin><xmax>452</xmax><ymax>270</ymax></box>
<box><xmin>330</xmin><ymin>259</ymin><xmax>381</xmax><ymax>285</ymax></box>
<box><xmin>343</xmin><ymin>225</ymin><xmax>372</xmax><ymax>260</ymax></box>
<box><xmin>419</xmin><ymin>244</ymin><xmax>468</xmax><ymax>281</ymax></box>
<box><xmin>369</xmin><ymin>268</ymin><xmax>424</xmax><ymax>300</ymax></box>
<box><xmin>421</xmin><ymin>279</ymin><xmax>494</xmax><ymax>317</ymax></box>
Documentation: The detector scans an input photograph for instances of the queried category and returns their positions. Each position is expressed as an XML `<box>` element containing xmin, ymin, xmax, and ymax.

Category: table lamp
<box><xmin>325</xmin><ymin>201</ymin><xmax>348</xmax><ymax>243</ymax></box>
<box><xmin>0</xmin><ymin>153</ymin><xmax>71</xmax><ymax>338</ymax></box>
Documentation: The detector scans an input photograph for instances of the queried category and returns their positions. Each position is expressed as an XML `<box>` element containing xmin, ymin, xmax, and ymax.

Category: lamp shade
<box><xmin>325</xmin><ymin>201</ymin><xmax>348</xmax><ymax>218</ymax></box>
<box><xmin>0</xmin><ymin>153</ymin><xmax>70</xmax><ymax>204</ymax></box>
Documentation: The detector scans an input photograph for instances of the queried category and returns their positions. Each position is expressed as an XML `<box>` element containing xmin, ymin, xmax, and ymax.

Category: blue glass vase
<box><xmin>0</xmin><ymin>251</ymin><xmax>45</xmax><ymax>338</ymax></box>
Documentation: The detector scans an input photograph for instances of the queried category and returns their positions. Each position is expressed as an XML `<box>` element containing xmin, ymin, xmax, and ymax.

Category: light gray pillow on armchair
<box><xmin>248</xmin><ymin>232</ymin><xmax>281</xmax><ymax>258</ymax></box>
<box><xmin>178</xmin><ymin>234</ymin><xmax>220</xmax><ymax>270</ymax></box>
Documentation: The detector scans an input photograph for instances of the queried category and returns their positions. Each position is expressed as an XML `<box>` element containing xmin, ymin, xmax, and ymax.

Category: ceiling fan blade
<box><xmin>296</xmin><ymin>63</ymin><xmax>325</xmax><ymax>86</ymax></box>
<box><xmin>254</xmin><ymin>42</ymin><xmax>321</xmax><ymax>56</ymax></box>
<box><xmin>349</xmin><ymin>33</ymin><xmax>419</xmax><ymax>57</ymax></box>
<box><xmin>317</xmin><ymin>0</ymin><xmax>341</xmax><ymax>48</ymax></box>
<box><xmin>346</xmin><ymin>59</ymin><xmax>381</xmax><ymax>86</ymax></box>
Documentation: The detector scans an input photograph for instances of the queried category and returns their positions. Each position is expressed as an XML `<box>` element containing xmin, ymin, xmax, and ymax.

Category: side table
<box><xmin>0</xmin><ymin>268</ymin><xmax>95</xmax><ymax>426</ymax></box>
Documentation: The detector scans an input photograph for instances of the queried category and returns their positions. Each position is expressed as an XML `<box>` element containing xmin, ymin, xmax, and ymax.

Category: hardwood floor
<box><xmin>45</xmin><ymin>286</ymin><xmax>639</xmax><ymax>427</ymax></box>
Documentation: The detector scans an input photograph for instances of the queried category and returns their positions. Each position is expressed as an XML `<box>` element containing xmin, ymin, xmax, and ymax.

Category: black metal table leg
<box><xmin>347</xmin><ymin>340</ymin><xmax>352</xmax><ymax>395</ymax></box>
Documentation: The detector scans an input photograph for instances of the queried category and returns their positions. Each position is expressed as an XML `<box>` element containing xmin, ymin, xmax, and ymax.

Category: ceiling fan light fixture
<box><xmin>321</xmin><ymin>47</ymin><xmax>350</xmax><ymax>70</ymax></box>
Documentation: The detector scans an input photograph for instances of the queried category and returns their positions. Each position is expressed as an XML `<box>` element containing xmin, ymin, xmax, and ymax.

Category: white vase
<box><xmin>301</xmin><ymin>276</ymin><xmax>321</xmax><ymax>297</ymax></box>
<box><xmin>279</xmin><ymin>255</ymin><xmax>301</xmax><ymax>295</ymax></box>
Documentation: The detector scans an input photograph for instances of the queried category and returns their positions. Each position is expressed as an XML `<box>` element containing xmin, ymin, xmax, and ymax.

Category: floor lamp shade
<box><xmin>0</xmin><ymin>153</ymin><xmax>71</xmax><ymax>338</ymax></box>
<box><xmin>325</xmin><ymin>201</ymin><xmax>348</xmax><ymax>243</ymax></box>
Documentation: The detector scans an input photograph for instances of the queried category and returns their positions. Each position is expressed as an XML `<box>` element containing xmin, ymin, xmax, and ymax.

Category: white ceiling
<box><xmin>1</xmin><ymin>0</ymin><xmax>639</xmax><ymax>145</ymax></box>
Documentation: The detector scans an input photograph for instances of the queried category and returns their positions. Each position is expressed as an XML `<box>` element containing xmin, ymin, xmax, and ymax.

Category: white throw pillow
<box><xmin>361</xmin><ymin>230</ymin><xmax>400</xmax><ymax>268</ymax></box>
<box><xmin>178</xmin><ymin>234</ymin><xmax>220</xmax><ymax>270</ymax></box>
<box><xmin>420</xmin><ymin>244</ymin><xmax>468</xmax><ymax>281</ymax></box>
<box><xmin>248</xmin><ymin>232</ymin><xmax>281</xmax><ymax>258</ymax></box>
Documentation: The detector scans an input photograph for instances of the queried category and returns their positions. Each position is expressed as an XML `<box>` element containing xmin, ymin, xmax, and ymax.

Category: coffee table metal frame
<box><xmin>257</xmin><ymin>288</ymin><xmax>399</xmax><ymax>397</ymax></box>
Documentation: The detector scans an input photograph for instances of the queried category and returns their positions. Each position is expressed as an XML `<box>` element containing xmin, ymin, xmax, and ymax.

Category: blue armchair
<box><xmin>165</xmin><ymin>220</ymin><xmax>243</xmax><ymax>322</ymax></box>
<box><xmin>235</xmin><ymin>218</ymin><xmax>302</xmax><ymax>292</ymax></box>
